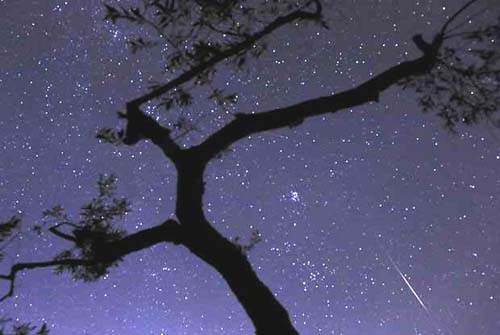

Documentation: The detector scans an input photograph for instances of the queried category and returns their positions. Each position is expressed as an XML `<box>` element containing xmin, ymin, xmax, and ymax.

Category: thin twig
<box><xmin>440</xmin><ymin>0</ymin><xmax>482</xmax><ymax>36</ymax></box>
<box><xmin>0</xmin><ymin>259</ymin><xmax>91</xmax><ymax>302</ymax></box>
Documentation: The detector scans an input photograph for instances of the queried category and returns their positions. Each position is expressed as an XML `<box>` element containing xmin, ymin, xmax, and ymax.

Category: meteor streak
<box><xmin>386</xmin><ymin>253</ymin><xmax>430</xmax><ymax>314</ymax></box>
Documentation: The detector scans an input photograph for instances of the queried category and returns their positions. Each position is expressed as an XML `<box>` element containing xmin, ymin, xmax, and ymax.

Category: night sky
<box><xmin>1</xmin><ymin>1</ymin><xmax>499</xmax><ymax>334</ymax></box>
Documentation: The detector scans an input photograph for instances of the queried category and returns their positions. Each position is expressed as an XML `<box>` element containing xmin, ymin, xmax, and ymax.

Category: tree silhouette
<box><xmin>1</xmin><ymin>0</ymin><xmax>499</xmax><ymax>334</ymax></box>
<box><xmin>0</xmin><ymin>319</ymin><xmax>48</xmax><ymax>335</ymax></box>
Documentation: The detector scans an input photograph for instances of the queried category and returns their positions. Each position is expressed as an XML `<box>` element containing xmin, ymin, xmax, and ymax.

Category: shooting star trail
<box><xmin>376</xmin><ymin>238</ymin><xmax>447</xmax><ymax>334</ymax></box>
<box><xmin>386</xmin><ymin>253</ymin><xmax>430</xmax><ymax>314</ymax></box>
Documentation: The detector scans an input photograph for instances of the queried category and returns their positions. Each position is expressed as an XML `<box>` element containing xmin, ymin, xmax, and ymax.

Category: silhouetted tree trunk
<box><xmin>175</xmin><ymin>152</ymin><xmax>299</xmax><ymax>334</ymax></box>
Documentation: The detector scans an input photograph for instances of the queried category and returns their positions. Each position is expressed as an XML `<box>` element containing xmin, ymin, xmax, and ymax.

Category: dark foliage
<box><xmin>103</xmin><ymin>0</ymin><xmax>324</xmax><ymax>115</ymax></box>
<box><xmin>40</xmin><ymin>175</ymin><xmax>129</xmax><ymax>281</ymax></box>
<box><xmin>400</xmin><ymin>6</ymin><xmax>500</xmax><ymax>129</ymax></box>
<box><xmin>0</xmin><ymin>320</ymin><xmax>48</xmax><ymax>335</ymax></box>
<box><xmin>0</xmin><ymin>217</ymin><xmax>21</xmax><ymax>262</ymax></box>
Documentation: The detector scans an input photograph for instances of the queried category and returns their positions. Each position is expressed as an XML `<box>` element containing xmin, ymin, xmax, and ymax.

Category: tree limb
<box><xmin>0</xmin><ymin>259</ymin><xmax>91</xmax><ymax>302</ymax></box>
<box><xmin>127</xmin><ymin>0</ymin><xmax>323</xmax><ymax>107</ymax></box>
<box><xmin>48</xmin><ymin>222</ymin><xmax>79</xmax><ymax>242</ymax></box>
<box><xmin>96</xmin><ymin>219</ymin><xmax>184</xmax><ymax>262</ymax></box>
<box><xmin>119</xmin><ymin>2</ymin><xmax>323</xmax><ymax>158</ymax></box>
<box><xmin>120</xmin><ymin>105</ymin><xmax>182</xmax><ymax>159</ymax></box>
<box><xmin>0</xmin><ymin>219</ymin><xmax>184</xmax><ymax>301</ymax></box>
<box><xmin>196</xmin><ymin>37</ymin><xmax>439</xmax><ymax>160</ymax></box>
<box><xmin>440</xmin><ymin>0</ymin><xmax>481</xmax><ymax>36</ymax></box>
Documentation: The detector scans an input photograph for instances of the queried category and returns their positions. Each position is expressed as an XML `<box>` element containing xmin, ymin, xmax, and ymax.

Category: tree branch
<box><xmin>440</xmin><ymin>0</ymin><xmax>481</xmax><ymax>36</ymax></box>
<box><xmin>0</xmin><ymin>219</ymin><xmax>184</xmax><ymax>301</ymax></box>
<box><xmin>97</xmin><ymin>219</ymin><xmax>184</xmax><ymax>262</ymax></box>
<box><xmin>0</xmin><ymin>259</ymin><xmax>91</xmax><ymax>302</ymax></box>
<box><xmin>127</xmin><ymin>0</ymin><xmax>323</xmax><ymax>107</ymax></box>
<box><xmin>203</xmin><ymin>20</ymin><xmax>250</xmax><ymax>39</ymax></box>
<box><xmin>196</xmin><ymin>38</ymin><xmax>439</xmax><ymax>160</ymax></box>
<box><xmin>118</xmin><ymin>1</ymin><xmax>324</xmax><ymax>160</ymax></box>
<box><xmin>48</xmin><ymin>222</ymin><xmax>79</xmax><ymax>242</ymax></box>
<box><xmin>120</xmin><ymin>105</ymin><xmax>182</xmax><ymax>159</ymax></box>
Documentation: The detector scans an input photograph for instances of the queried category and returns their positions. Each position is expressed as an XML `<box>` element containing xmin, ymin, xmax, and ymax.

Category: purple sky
<box><xmin>0</xmin><ymin>1</ymin><xmax>499</xmax><ymax>334</ymax></box>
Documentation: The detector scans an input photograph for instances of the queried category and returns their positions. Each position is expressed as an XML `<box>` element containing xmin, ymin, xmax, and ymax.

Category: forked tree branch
<box><xmin>119</xmin><ymin>1</ymin><xmax>323</xmax><ymax>156</ymax></box>
<box><xmin>0</xmin><ymin>219</ymin><xmax>184</xmax><ymax>301</ymax></box>
<box><xmin>0</xmin><ymin>259</ymin><xmax>91</xmax><ymax>302</ymax></box>
<box><xmin>48</xmin><ymin>222</ymin><xmax>79</xmax><ymax>242</ymax></box>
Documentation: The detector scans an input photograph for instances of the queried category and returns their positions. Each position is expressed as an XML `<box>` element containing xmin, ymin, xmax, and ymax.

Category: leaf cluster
<box><xmin>232</xmin><ymin>229</ymin><xmax>262</xmax><ymax>254</ymax></box>
<box><xmin>401</xmin><ymin>15</ymin><xmax>500</xmax><ymax>130</ymax></box>
<box><xmin>103</xmin><ymin>0</ymin><xmax>318</xmax><ymax>113</ymax></box>
<box><xmin>96</xmin><ymin>128</ymin><xmax>124</xmax><ymax>145</ymax></box>
<box><xmin>43</xmin><ymin>175</ymin><xmax>129</xmax><ymax>281</ymax></box>
<box><xmin>156</xmin><ymin>87</ymin><xmax>193</xmax><ymax>111</ymax></box>
<box><xmin>0</xmin><ymin>217</ymin><xmax>21</xmax><ymax>263</ymax></box>
<box><xmin>0</xmin><ymin>217</ymin><xmax>20</xmax><ymax>244</ymax></box>
<box><xmin>0</xmin><ymin>321</ymin><xmax>48</xmax><ymax>335</ymax></box>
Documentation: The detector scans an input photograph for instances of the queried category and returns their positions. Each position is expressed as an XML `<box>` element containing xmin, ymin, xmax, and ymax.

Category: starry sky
<box><xmin>0</xmin><ymin>1</ymin><xmax>499</xmax><ymax>334</ymax></box>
